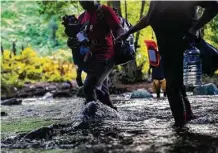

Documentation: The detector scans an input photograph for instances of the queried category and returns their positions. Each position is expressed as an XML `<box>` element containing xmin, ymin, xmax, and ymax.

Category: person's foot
<box><xmin>186</xmin><ymin>114</ymin><xmax>197</xmax><ymax>122</ymax></box>
<box><xmin>103</xmin><ymin>102</ymin><xmax>117</xmax><ymax>111</ymax></box>
<box><xmin>157</xmin><ymin>92</ymin><xmax>160</xmax><ymax>98</ymax></box>
<box><xmin>110</xmin><ymin>105</ymin><xmax>117</xmax><ymax>111</ymax></box>
<box><xmin>172</xmin><ymin>121</ymin><xmax>186</xmax><ymax>129</ymax></box>
<box><xmin>100</xmin><ymin>98</ymin><xmax>118</xmax><ymax>111</ymax></box>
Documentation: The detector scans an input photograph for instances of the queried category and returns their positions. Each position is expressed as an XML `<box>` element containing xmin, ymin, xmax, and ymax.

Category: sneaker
<box><xmin>110</xmin><ymin>105</ymin><xmax>117</xmax><ymax>111</ymax></box>
<box><xmin>172</xmin><ymin>122</ymin><xmax>186</xmax><ymax>129</ymax></box>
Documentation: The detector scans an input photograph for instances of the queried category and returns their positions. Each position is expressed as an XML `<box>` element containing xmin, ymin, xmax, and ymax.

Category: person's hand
<box><xmin>115</xmin><ymin>32</ymin><xmax>129</xmax><ymax>42</ymax></box>
<box><xmin>67</xmin><ymin>37</ymin><xmax>79</xmax><ymax>49</ymax></box>
<box><xmin>184</xmin><ymin>27</ymin><xmax>200</xmax><ymax>43</ymax></box>
<box><xmin>83</xmin><ymin>51</ymin><xmax>92</xmax><ymax>62</ymax></box>
<box><xmin>188</xmin><ymin>27</ymin><xmax>199</xmax><ymax>36</ymax></box>
<box><xmin>183</xmin><ymin>31</ymin><xmax>198</xmax><ymax>44</ymax></box>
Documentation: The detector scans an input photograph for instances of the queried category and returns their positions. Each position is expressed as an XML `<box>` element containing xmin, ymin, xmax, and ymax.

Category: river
<box><xmin>1</xmin><ymin>93</ymin><xmax>218</xmax><ymax>153</ymax></box>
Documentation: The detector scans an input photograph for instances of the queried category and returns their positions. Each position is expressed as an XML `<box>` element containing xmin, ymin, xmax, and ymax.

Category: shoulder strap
<box><xmin>96</xmin><ymin>4</ymin><xmax>104</xmax><ymax>20</ymax></box>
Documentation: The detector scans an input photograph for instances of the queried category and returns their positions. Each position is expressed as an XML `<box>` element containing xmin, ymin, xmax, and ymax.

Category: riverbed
<box><xmin>1</xmin><ymin>93</ymin><xmax>218</xmax><ymax>153</ymax></box>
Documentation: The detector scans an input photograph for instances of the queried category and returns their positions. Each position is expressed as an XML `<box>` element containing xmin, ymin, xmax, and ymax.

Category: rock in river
<box><xmin>130</xmin><ymin>89</ymin><xmax>153</xmax><ymax>99</ymax></box>
<box><xmin>81</xmin><ymin>101</ymin><xmax>120</xmax><ymax>122</ymax></box>
<box><xmin>193</xmin><ymin>83</ymin><xmax>218</xmax><ymax>95</ymax></box>
<box><xmin>1</xmin><ymin>98</ymin><xmax>22</xmax><ymax>106</ymax></box>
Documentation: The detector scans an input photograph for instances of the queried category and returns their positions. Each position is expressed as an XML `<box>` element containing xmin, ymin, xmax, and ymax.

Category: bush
<box><xmin>1</xmin><ymin>48</ymin><xmax>82</xmax><ymax>88</ymax></box>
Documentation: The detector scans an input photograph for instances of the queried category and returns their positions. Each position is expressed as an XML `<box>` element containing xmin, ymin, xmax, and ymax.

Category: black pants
<box><xmin>83</xmin><ymin>58</ymin><xmax>114</xmax><ymax>106</ymax></box>
<box><xmin>158</xmin><ymin>35</ymin><xmax>193</xmax><ymax>125</ymax></box>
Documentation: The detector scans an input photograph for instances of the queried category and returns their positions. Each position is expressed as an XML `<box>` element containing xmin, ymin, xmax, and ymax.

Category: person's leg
<box><xmin>153</xmin><ymin>80</ymin><xmax>161</xmax><ymax>98</ymax></box>
<box><xmin>160</xmin><ymin>42</ymin><xmax>186</xmax><ymax>127</ymax></box>
<box><xmin>160</xmin><ymin>79</ymin><xmax>167</xmax><ymax>97</ymax></box>
<box><xmin>83</xmin><ymin>59</ymin><xmax>115</xmax><ymax>109</ymax></box>
<box><xmin>83</xmin><ymin>74</ymin><xmax>98</xmax><ymax>103</ymax></box>
<box><xmin>96</xmin><ymin>78</ymin><xmax>117</xmax><ymax>110</ymax></box>
<box><xmin>177</xmin><ymin>47</ymin><xmax>195</xmax><ymax>121</ymax></box>
<box><xmin>156</xmin><ymin>80</ymin><xmax>161</xmax><ymax>98</ymax></box>
<box><xmin>180</xmin><ymin>83</ymin><xmax>195</xmax><ymax>121</ymax></box>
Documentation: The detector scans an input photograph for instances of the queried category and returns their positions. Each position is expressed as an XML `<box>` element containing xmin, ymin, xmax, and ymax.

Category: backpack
<box><xmin>196</xmin><ymin>38</ymin><xmax>218</xmax><ymax>76</ymax></box>
<box><xmin>144</xmin><ymin>40</ymin><xmax>160</xmax><ymax>67</ymax></box>
<box><xmin>97</xmin><ymin>6</ymin><xmax>136</xmax><ymax>65</ymax></box>
<box><xmin>114</xmin><ymin>17</ymin><xmax>136</xmax><ymax>65</ymax></box>
<box><xmin>62</xmin><ymin>14</ymin><xmax>87</xmax><ymax>72</ymax></box>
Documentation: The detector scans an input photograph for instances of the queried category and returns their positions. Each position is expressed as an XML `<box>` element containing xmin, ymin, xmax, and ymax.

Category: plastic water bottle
<box><xmin>183</xmin><ymin>43</ymin><xmax>202</xmax><ymax>87</ymax></box>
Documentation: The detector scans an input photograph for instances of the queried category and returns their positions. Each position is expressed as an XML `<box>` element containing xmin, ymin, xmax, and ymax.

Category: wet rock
<box><xmin>53</xmin><ymin>89</ymin><xmax>77</xmax><ymax>98</ymax></box>
<box><xmin>193</xmin><ymin>83</ymin><xmax>218</xmax><ymax>95</ymax></box>
<box><xmin>42</xmin><ymin>92</ymin><xmax>53</xmax><ymax>100</ymax></box>
<box><xmin>60</xmin><ymin>82</ymin><xmax>72</xmax><ymax>90</ymax></box>
<box><xmin>120</xmin><ymin>137</ymin><xmax>134</xmax><ymax>145</ymax></box>
<box><xmin>1</xmin><ymin>111</ymin><xmax>8</xmax><ymax>116</ymax></box>
<box><xmin>26</xmin><ymin>109</ymin><xmax>33</xmax><ymax>112</ymax></box>
<box><xmin>81</xmin><ymin>101</ymin><xmax>120</xmax><ymax>122</ymax></box>
<box><xmin>130</xmin><ymin>89</ymin><xmax>152</xmax><ymax>99</ymax></box>
<box><xmin>1</xmin><ymin>98</ymin><xmax>22</xmax><ymax>105</ymax></box>
<box><xmin>22</xmin><ymin>126</ymin><xmax>53</xmax><ymax>140</ymax></box>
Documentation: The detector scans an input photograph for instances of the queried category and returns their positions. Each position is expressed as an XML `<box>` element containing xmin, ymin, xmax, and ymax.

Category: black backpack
<box><xmin>97</xmin><ymin>6</ymin><xmax>136</xmax><ymax>65</ymax></box>
<box><xmin>114</xmin><ymin>17</ymin><xmax>136</xmax><ymax>65</ymax></box>
<box><xmin>196</xmin><ymin>38</ymin><xmax>218</xmax><ymax>76</ymax></box>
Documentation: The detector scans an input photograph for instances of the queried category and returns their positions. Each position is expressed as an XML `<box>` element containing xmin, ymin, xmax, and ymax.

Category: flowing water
<box><xmin>1</xmin><ymin>93</ymin><xmax>218</xmax><ymax>153</ymax></box>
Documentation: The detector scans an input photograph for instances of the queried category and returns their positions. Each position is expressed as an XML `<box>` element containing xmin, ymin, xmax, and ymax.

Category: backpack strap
<box><xmin>96</xmin><ymin>4</ymin><xmax>104</xmax><ymax>20</ymax></box>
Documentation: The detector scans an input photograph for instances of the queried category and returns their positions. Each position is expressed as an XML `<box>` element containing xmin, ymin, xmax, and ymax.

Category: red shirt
<box><xmin>79</xmin><ymin>5</ymin><xmax>120</xmax><ymax>60</ymax></box>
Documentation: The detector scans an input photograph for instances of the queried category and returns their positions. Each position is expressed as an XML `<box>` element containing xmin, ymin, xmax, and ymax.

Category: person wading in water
<box><xmin>116</xmin><ymin>1</ymin><xmax>218</xmax><ymax>128</ymax></box>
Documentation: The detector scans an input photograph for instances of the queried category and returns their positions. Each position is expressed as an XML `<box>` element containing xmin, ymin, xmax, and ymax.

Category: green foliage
<box><xmin>1</xmin><ymin>1</ymin><xmax>83</xmax><ymax>55</ymax></box>
<box><xmin>1</xmin><ymin>48</ymin><xmax>78</xmax><ymax>88</ymax></box>
<box><xmin>1</xmin><ymin>118</ymin><xmax>54</xmax><ymax>133</ymax></box>
<box><xmin>120</xmin><ymin>1</ymin><xmax>152</xmax><ymax>74</ymax></box>
<box><xmin>1</xmin><ymin>1</ymin><xmax>50</xmax><ymax>54</ymax></box>
<box><xmin>1</xmin><ymin>0</ymin><xmax>217</xmax><ymax>84</ymax></box>
<box><xmin>203</xmin><ymin>15</ymin><xmax>218</xmax><ymax>49</ymax></box>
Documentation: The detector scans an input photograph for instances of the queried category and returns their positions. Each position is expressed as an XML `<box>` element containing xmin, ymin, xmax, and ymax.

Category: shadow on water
<box><xmin>169</xmin><ymin>130</ymin><xmax>218</xmax><ymax>153</ymax></box>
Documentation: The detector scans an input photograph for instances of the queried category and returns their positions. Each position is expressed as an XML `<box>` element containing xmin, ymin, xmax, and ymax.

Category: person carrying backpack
<box><xmin>148</xmin><ymin>58</ymin><xmax>166</xmax><ymax>98</ymax></box>
<box><xmin>76</xmin><ymin>1</ymin><xmax>124</xmax><ymax>110</ymax></box>
<box><xmin>145</xmin><ymin>39</ymin><xmax>166</xmax><ymax>98</ymax></box>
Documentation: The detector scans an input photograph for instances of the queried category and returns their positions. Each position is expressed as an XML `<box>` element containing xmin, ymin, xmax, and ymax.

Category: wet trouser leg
<box><xmin>181</xmin><ymin>84</ymin><xmax>194</xmax><ymax>120</ymax></box>
<box><xmin>163</xmin><ymin>52</ymin><xmax>186</xmax><ymax>126</ymax></box>
<box><xmin>83</xmin><ymin>59</ymin><xmax>115</xmax><ymax>108</ymax></box>
<box><xmin>96</xmin><ymin>78</ymin><xmax>116</xmax><ymax>109</ymax></box>
<box><xmin>159</xmin><ymin>37</ymin><xmax>191</xmax><ymax>126</ymax></box>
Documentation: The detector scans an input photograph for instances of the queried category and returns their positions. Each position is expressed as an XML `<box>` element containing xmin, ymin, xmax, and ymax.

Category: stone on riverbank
<box><xmin>193</xmin><ymin>83</ymin><xmax>218</xmax><ymax>95</ymax></box>
<box><xmin>81</xmin><ymin>101</ymin><xmax>120</xmax><ymax>122</ymax></box>
<box><xmin>130</xmin><ymin>89</ymin><xmax>153</xmax><ymax>99</ymax></box>
<box><xmin>1</xmin><ymin>98</ymin><xmax>22</xmax><ymax>105</ymax></box>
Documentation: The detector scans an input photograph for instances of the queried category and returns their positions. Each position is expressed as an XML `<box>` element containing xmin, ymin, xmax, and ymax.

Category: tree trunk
<box><xmin>135</xmin><ymin>0</ymin><xmax>146</xmax><ymax>48</ymax></box>
<box><xmin>12</xmin><ymin>41</ymin><xmax>16</xmax><ymax>56</ymax></box>
<box><xmin>1</xmin><ymin>43</ymin><xmax>4</xmax><ymax>55</ymax></box>
<box><xmin>122</xmin><ymin>0</ymin><xmax>146</xmax><ymax>83</ymax></box>
<box><xmin>124</xmin><ymin>0</ymin><xmax>127</xmax><ymax>19</ymax></box>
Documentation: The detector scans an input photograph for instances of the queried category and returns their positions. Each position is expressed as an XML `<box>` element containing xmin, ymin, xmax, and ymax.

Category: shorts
<box><xmin>152</xmin><ymin>79</ymin><xmax>166</xmax><ymax>93</ymax></box>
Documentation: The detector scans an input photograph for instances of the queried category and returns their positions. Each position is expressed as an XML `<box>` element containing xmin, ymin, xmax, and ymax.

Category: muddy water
<box><xmin>1</xmin><ymin>94</ymin><xmax>218</xmax><ymax>153</ymax></box>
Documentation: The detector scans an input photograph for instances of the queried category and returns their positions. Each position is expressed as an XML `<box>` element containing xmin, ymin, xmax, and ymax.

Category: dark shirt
<box><xmin>149</xmin><ymin>1</ymin><xmax>218</xmax><ymax>37</ymax></box>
